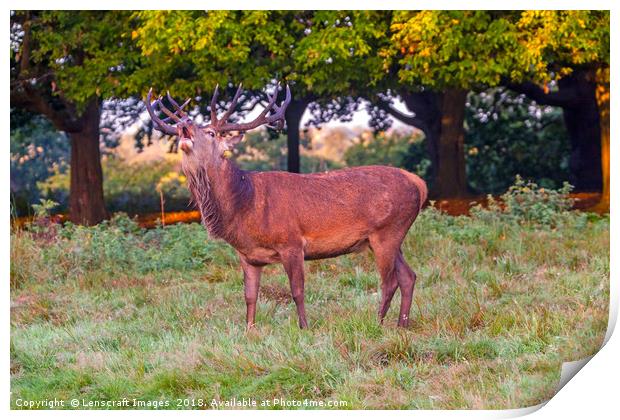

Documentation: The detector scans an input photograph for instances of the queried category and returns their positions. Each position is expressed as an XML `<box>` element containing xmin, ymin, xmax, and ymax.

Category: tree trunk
<box><xmin>285</xmin><ymin>98</ymin><xmax>309</xmax><ymax>173</ymax></box>
<box><xmin>507</xmin><ymin>70</ymin><xmax>603</xmax><ymax>192</ymax></box>
<box><xmin>68</xmin><ymin>101</ymin><xmax>108</xmax><ymax>225</ymax></box>
<box><xmin>559</xmin><ymin>70</ymin><xmax>602</xmax><ymax>192</ymax></box>
<box><xmin>400</xmin><ymin>90</ymin><xmax>441</xmax><ymax>193</ymax></box>
<box><xmin>434</xmin><ymin>89</ymin><xmax>468</xmax><ymax>197</ymax></box>
<box><xmin>592</xmin><ymin>70</ymin><xmax>610</xmax><ymax>212</ymax></box>
<box><xmin>396</xmin><ymin>89</ymin><xmax>468</xmax><ymax>197</ymax></box>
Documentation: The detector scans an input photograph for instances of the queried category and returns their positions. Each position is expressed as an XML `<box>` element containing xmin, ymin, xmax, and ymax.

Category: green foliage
<box><xmin>16</xmin><ymin>11</ymin><xmax>141</xmax><ymax>106</ymax></box>
<box><xmin>465</xmin><ymin>89</ymin><xmax>571</xmax><ymax>193</ymax></box>
<box><xmin>389</xmin><ymin>11</ymin><xmax>523</xmax><ymax>88</ymax></box>
<box><xmin>516</xmin><ymin>11</ymin><xmax>610</xmax><ymax>74</ymax></box>
<box><xmin>47</xmin><ymin>214</ymin><xmax>233</xmax><ymax>275</ymax></box>
<box><xmin>343</xmin><ymin>131</ymin><xmax>430</xmax><ymax>178</ymax></box>
<box><xmin>31</xmin><ymin>199</ymin><xmax>59</xmax><ymax>219</ymax></box>
<box><xmin>156</xmin><ymin>172</ymin><xmax>189</xmax><ymax>201</ymax></box>
<box><xmin>98</xmin><ymin>157</ymin><xmax>189</xmax><ymax>215</ymax></box>
<box><xmin>471</xmin><ymin>176</ymin><xmax>575</xmax><ymax>227</ymax></box>
<box><xmin>388</xmin><ymin>11</ymin><xmax>609</xmax><ymax>88</ymax></box>
<box><xmin>35</xmin><ymin>166</ymin><xmax>69</xmax><ymax>213</ymax></box>
<box><xmin>291</xmin><ymin>11</ymin><xmax>390</xmax><ymax>94</ymax></box>
<box><xmin>16</xmin><ymin>10</ymin><xmax>609</xmax><ymax>108</ymax></box>
<box><xmin>132</xmin><ymin>11</ymin><xmax>389</xmax><ymax>99</ymax></box>
<box><xmin>501</xmin><ymin>176</ymin><xmax>574</xmax><ymax>226</ymax></box>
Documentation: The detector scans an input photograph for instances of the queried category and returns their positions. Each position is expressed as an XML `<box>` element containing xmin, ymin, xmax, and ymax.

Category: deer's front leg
<box><xmin>239</xmin><ymin>255</ymin><xmax>263</xmax><ymax>329</ymax></box>
<box><xmin>281</xmin><ymin>249</ymin><xmax>308</xmax><ymax>329</ymax></box>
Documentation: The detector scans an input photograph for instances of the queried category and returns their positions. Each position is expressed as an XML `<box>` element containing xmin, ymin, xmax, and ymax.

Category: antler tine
<box><xmin>271</xmin><ymin>84</ymin><xmax>292</xmax><ymax>116</ymax></box>
<box><xmin>218</xmin><ymin>83</ymin><xmax>243</xmax><ymax>125</ymax></box>
<box><xmin>161</xmin><ymin>98</ymin><xmax>191</xmax><ymax>123</ymax></box>
<box><xmin>218</xmin><ymin>83</ymin><xmax>291</xmax><ymax>133</ymax></box>
<box><xmin>265</xmin><ymin>85</ymin><xmax>291</xmax><ymax>130</ymax></box>
<box><xmin>166</xmin><ymin>91</ymin><xmax>190</xmax><ymax>119</ymax></box>
<box><xmin>210</xmin><ymin>84</ymin><xmax>220</xmax><ymax>125</ymax></box>
<box><xmin>257</xmin><ymin>82</ymin><xmax>280</xmax><ymax>119</ymax></box>
<box><xmin>229</xmin><ymin>83</ymin><xmax>278</xmax><ymax>129</ymax></box>
<box><xmin>157</xmin><ymin>96</ymin><xmax>183</xmax><ymax>123</ymax></box>
<box><xmin>145</xmin><ymin>88</ymin><xmax>177</xmax><ymax>135</ymax></box>
<box><xmin>261</xmin><ymin>84</ymin><xmax>291</xmax><ymax>127</ymax></box>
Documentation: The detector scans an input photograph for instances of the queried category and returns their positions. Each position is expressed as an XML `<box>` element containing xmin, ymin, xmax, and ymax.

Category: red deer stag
<box><xmin>145</xmin><ymin>83</ymin><xmax>427</xmax><ymax>329</ymax></box>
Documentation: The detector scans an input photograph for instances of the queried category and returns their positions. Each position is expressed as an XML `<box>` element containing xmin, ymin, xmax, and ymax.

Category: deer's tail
<box><xmin>400</xmin><ymin>169</ymin><xmax>428</xmax><ymax>212</ymax></box>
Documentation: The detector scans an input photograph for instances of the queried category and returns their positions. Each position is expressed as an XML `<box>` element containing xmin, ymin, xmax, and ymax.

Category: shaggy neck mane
<box><xmin>184</xmin><ymin>160</ymin><xmax>254</xmax><ymax>241</ymax></box>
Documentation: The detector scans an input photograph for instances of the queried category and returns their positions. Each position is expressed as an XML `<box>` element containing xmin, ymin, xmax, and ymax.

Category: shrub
<box><xmin>502</xmin><ymin>176</ymin><xmax>574</xmax><ymax>224</ymax></box>
<box><xmin>156</xmin><ymin>172</ymin><xmax>189</xmax><ymax>203</ymax></box>
<box><xmin>19</xmin><ymin>213</ymin><xmax>235</xmax><ymax>282</ymax></box>
<box><xmin>471</xmin><ymin>175</ymin><xmax>575</xmax><ymax>226</ymax></box>
<box><xmin>31</xmin><ymin>199</ymin><xmax>59</xmax><ymax>219</ymax></box>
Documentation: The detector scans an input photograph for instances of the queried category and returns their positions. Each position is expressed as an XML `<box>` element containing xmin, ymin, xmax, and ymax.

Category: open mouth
<box><xmin>178</xmin><ymin>126</ymin><xmax>193</xmax><ymax>153</ymax></box>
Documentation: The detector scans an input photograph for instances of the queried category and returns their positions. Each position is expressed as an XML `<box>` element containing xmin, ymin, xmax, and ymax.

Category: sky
<box><xmin>280</xmin><ymin>98</ymin><xmax>410</xmax><ymax>130</ymax></box>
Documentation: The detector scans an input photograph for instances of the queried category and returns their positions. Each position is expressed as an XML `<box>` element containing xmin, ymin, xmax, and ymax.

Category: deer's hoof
<box><xmin>397</xmin><ymin>316</ymin><xmax>410</xmax><ymax>328</ymax></box>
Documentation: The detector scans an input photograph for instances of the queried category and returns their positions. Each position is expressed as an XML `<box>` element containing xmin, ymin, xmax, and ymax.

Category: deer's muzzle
<box><xmin>178</xmin><ymin>125</ymin><xmax>194</xmax><ymax>153</ymax></box>
<box><xmin>179</xmin><ymin>138</ymin><xmax>193</xmax><ymax>153</ymax></box>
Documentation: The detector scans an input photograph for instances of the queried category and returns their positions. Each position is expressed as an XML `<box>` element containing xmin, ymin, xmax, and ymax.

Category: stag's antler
<box><xmin>145</xmin><ymin>88</ymin><xmax>191</xmax><ymax>135</ymax></box>
<box><xmin>146</xmin><ymin>83</ymin><xmax>291</xmax><ymax>135</ymax></box>
<box><xmin>208</xmin><ymin>83</ymin><xmax>291</xmax><ymax>132</ymax></box>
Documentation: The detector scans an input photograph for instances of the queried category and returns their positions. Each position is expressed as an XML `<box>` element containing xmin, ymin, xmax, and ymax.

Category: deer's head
<box><xmin>145</xmin><ymin>84</ymin><xmax>291</xmax><ymax>173</ymax></box>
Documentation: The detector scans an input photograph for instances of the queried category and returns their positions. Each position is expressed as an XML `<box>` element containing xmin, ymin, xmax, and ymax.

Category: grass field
<box><xmin>10</xmin><ymin>199</ymin><xmax>609</xmax><ymax>409</ymax></box>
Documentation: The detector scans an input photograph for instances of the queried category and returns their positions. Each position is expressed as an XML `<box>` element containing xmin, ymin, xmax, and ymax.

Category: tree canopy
<box><xmin>131</xmin><ymin>11</ymin><xmax>388</xmax><ymax>97</ymax></box>
<box><xmin>11</xmin><ymin>11</ymin><xmax>139</xmax><ymax>112</ymax></box>
<box><xmin>388</xmin><ymin>10</ymin><xmax>609</xmax><ymax>90</ymax></box>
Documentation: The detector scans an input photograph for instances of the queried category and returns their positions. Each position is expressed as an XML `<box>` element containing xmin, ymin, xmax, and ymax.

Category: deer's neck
<box><xmin>185</xmin><ymin>159</ymin><xmax>253</xmax><ymax>241</ymax></box>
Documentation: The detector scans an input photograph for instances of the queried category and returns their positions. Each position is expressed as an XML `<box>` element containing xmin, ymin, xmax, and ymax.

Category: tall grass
<box><xmin>10</xmin><ymin>189</ymin><xmax>609</xmax><ymax>409</ymax></box>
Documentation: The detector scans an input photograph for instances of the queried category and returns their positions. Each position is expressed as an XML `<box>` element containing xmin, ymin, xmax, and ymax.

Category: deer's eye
<box><xmin>207</xmin><ymin>131</ymin><xmax>215</xmax><ymax>138</ymax></box>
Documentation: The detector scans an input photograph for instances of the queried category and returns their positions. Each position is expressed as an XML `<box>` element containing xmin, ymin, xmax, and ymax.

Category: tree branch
<box><xmin>11</xmin><ymin>82</ymin><xmax>84</xmax><ymax>132</ymax></box>
<box><xmin>11</xmin><ymin>12</ymin><xmax>93</xmax><ymax>134</ymax></box>
<box><xmin>505</xmin><ymin>81</ymin><xmax>580</xmax><ymax>107</ymax></box>
<box><xmin>19</xmin><ymin>15</ymin><xmax>32</xmax><ymax>77</ymax></box>
<box><xmin>399</xmin><ymin>90</ymin><xmax>439</xmax><ymax>122</ymax></box>
<box><xmin>374</xmin><ymin>97</ymin><xmax>429</xmax><ymax>133</ymax></box>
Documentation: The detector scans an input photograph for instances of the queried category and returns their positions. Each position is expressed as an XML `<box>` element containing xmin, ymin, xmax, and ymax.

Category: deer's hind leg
<box><xmin>394</xmin><ymin>251</ymin><xmax>417</xmax><ymax>328</ymax></box>
<box><xmin>369</xmin><ymin>233</ymin><xmax>401</xmax><ymax>325</ymax></box>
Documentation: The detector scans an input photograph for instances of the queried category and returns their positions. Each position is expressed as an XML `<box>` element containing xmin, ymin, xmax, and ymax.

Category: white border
<box><xmin>4</xmin><ymin>1</ymin><xmax>618</xmax><ymax>11</ymax></box>
<box><xmin>4</xmin><ymin>2</ymin><xmax>617</xmax><ymax>419</ymax></box>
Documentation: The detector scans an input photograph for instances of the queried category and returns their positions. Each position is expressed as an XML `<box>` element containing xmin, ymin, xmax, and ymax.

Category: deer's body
<box><xmin>188</xmin><ymin>163</ymin><xmax>426</xmax><ymax>265</ymax></box>
<box><xmin>147</xmin><ymin>83</ymin><xmax>428</xmax><ymax>328</ymax></box>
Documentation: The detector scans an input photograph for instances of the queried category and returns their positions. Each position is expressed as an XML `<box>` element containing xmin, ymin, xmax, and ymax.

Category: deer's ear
<box><xmin>225</xmin><ymin>133</ymin><xmax>244</xmax><ymax>148</ymax></box>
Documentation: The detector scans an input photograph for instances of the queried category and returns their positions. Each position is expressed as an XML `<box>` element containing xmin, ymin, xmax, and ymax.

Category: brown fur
<box><xmin>168</xmin><ymin>117</ymin><xmax>427</xmax><ymax>329</ymax></box>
